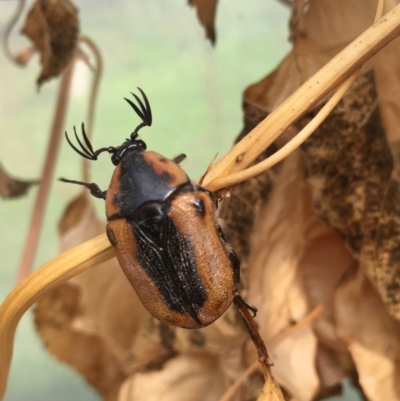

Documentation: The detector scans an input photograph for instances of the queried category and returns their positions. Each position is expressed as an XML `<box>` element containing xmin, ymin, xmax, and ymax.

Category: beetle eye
<box><xmin>136</xmin><ymin>140</ymin><xmax>147</xmax><ymax>150</ymax></box>
<box><xmin>111</xmin><ymin>153</ymin><xmax>121</xmax><ymax>166</ymax></box>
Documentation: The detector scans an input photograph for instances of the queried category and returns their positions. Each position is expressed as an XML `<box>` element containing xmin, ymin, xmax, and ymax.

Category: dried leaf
<box><xmin>257</xmin><ymin>368</ymin><xmax>286</xmax><ymax>401</ymax></box>
<box><xmin>235</xmin><ymin>58</ymin><xmax>357</xmax><ymax>399</ymax></box>
<box><xmin>35</xmin><ymin>193</ymin><xmax>149</xmax><ymax>400</ymax></box>
<box><xmin>0</xmin><ymin>162</ymin><xmax>39</xmax><ymax>199</ymax></box>
<box><xmin>296</xmin><ymin>71</ymin><xmax>400</xmax><ymax>320</ymax></box>
<box><xmin>295</xmin><ymin>0</ymin><xmax>400</xmax><ymax>143</ymax></box>
<box><xmin>120</xmin><ymin>353</ymin><xmax>229</xmax><ymax>401</ymax></box>
<box><xmin>21</xmin><ymin>0</ymin><xmax>79</xmax><ymax>86</ymax></box>
<box><xmin>119</xmin><ymin>306</ymin><xmax>260</xmax><ymax>401</ymax></box>
<box><xmin>188</xmin><ymin>0</ymin><xmax>218</xmax><ymax>44</ymax></box>
<box><xmin>243</xmin><ymin>152</ymin><xmax>321</xmax><ymax>401</ymax></box>
<box><xmin>335</xmin><ymin>267</ymin><xmax>400</xmax><ymax>401</ymax></box>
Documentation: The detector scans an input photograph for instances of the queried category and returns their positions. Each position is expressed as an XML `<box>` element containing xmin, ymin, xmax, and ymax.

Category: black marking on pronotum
<box><xmin>109</xmin><ymin>151</ymin><xmax>178</xmax><ymax>218</ymax></box>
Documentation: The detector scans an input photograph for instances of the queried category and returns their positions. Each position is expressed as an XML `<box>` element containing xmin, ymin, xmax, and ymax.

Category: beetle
<box><xmin>60</xmin><ymin>88</ymin><xmax>240</xmax><ymax>328</ymax></box>
<box><xmin>61</xmin><ymin>89</ymin><xmax>271</xmax><ymax>363</ymax></box>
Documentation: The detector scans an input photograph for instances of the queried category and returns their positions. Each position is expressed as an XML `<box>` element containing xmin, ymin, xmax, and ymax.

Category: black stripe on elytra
<box><xmin>129</xmin><ymin>206</ymin><xmax>207</xmax><ymax>322</ymax></box>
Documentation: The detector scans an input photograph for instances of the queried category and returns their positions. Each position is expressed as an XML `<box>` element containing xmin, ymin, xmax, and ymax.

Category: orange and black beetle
<box><xmin>61</xmin><ymin>88</ymin><xmax>242</xmax><ymax>329</ymax></box>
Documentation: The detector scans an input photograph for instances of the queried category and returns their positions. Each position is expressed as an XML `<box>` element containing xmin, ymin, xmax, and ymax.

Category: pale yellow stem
<box><xmin>0</xmin><ymin>235</ymin><xmax>113</xmax><ymax>400</ymax></box>
<box><xmin>202</xmin><ymin>3</ymin><xmax>400</xmax><ymax>189</ymax></box>
<box><xmin>206</xmin><ymin>76</ymin><xmax>355</xmax><ymax>191</ymax></box>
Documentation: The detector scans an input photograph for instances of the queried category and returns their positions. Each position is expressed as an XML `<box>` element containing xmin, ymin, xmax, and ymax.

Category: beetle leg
<box><xmin>233</xmin><ymin>290</ymin><xmax>273</xmax><ymax>368</ymax></box>
<box><xmin>59</xmin><ymin>178</ymin><xmax>107</xmax><ymax>199</ymax></box>
<box><xmin>172</xmin><ymin>153</ymin><xmax>186</xmax><ymax>164</ymax></box>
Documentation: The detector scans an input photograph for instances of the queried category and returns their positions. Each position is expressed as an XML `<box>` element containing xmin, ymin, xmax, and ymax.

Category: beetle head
<box><xmin>110</xmin><ymin>137</ymin><xmax>147</xmax><ymax>165</ymax></box>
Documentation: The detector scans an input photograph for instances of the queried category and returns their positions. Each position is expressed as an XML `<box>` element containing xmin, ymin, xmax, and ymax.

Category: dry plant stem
<box><xmin>78</xmin><ymin>35</ymin><xmax>103</xmax><ymax>183</ymax></box>
<box><xmin>208</xmin><ymin>76</ymin><xmax>355</xmax><ymax>191</ymax></box>
<box><xmin>0</xmin><ymin>235</ymin><xmax>113</xmax><ymax>401</ymax></box>
<box><xmin>233</xmin><ymin>292</ymin><xmax>272</xmax><ymax>368</ymax></box>
<box><xmin>16</xmin><ymin>62</ymin><xmax>74</xmax><ymax>283</ymax></box>
<box><xmin>218</xmin><ymin>293</ymin><xmax>332</xmax><ymax>401</ymax></box>
<box><xmin>2</xmin><ymin>0</ymin><xmax>26</xmax><ymax>63</ymax></box>
<box><xmin>202</xmin><ymin>4</ymin><xmax>400</xmax><ymax>190</ymax></box>
<box><xmin>212</xmin><ymin>0</ymin><xmax>386</xmax><ymax>191</ymax></box>
<box><xmin>375</xmin><ymin>0</ymin><xmax>385</xmax><ymax>22</ymax></box>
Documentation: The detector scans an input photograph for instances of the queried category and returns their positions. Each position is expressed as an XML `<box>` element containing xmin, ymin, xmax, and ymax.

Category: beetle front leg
<box><xmin>59</xmin><ymin>178</ymin><xmax>107</xmax><ymax>199</ymax></box>
<box><xmin>233</xmin><ymin>290</ymin><xmax>273</xmax><ymax>368</ymax></box>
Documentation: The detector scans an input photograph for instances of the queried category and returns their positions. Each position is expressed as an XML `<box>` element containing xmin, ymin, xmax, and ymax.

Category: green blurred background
<box><xmin>0</xmin><ymin>1</ymin><xmax>362</xmax><ymax>400</ymax></box>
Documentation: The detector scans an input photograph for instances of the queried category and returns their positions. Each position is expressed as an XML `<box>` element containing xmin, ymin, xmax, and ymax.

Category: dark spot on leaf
<box><xmin>188</xmin><ymin>330</ymin><xmax>206</xmax><ymax>347</ymax></box>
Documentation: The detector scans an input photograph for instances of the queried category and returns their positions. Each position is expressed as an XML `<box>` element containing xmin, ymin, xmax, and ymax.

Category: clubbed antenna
<box><xmin>124</xmin><ymin>88</ymin><xmax>153</xmax><ymax>139</ymax></box>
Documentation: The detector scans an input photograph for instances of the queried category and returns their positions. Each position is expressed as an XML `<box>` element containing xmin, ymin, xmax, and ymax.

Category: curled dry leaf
<box><xmin>235</xmin><ymin>47</ymin><xmax>400</xmax><ymax>399</ymax></box>
<box><xmin>21</xmin><ymin>0</ymin><xmax>79</xmax><ymax>86</ymax></box>
<box><xmin>293</xmin><ymin>0</ymin><xmax>400</xmax><ymax>143</ymax></box>
<box><xmin>118</xmin><ymin>304</ymin><xmax>261</xmax><ymax>401</ymax></box>
<box><xmin>120</xmin><ymin>352</ymin><xmax>232</xmax><ymax>401</ymax></box>
<box><xmin>0</xmin><ymin>163</ymin><xmax>39</xmax><ymax>199</ymax></box>
<box><xmin>297</xmin><ymin>71</ymin><xmax>400</xmax><ymax>320</ymax></box>
<box><xmin>246</xmin><ymin>0</ymin><xmax>400</xmax><ymax>321</ymax></box>
<box><xmin>335</xmin><ymin>267</ymin><xmax>400</xmax><ymax>400</ymax></box>
<box><xmin>296</xmin><ymin>69</ymin><xmax>400</xmax><ymax>399</ymax></box>
<box><xmin>188</xmin><ymin>0</ymin><xmax>218</xmax><ymax>44</ymax></box>
<box><xmin>256</xmin><ymin>367</ymin><xmax>285</xmax><ymax>401</ymax></box>
<box><xmin>35</xmin><ymin>193</ymin><xmax>149</xmax><ymax>400</ymax></box>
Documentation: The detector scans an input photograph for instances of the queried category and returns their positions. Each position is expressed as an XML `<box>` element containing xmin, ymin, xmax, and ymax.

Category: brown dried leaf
<box><xmin>235</xmin><ymin>62</ymin><xmax>351</xmax><ymax>399</ymax></box>
<box><xmin>335</xmin><ymin>267</ymin><xmax>400</xmax><ymax>401</ymax></box>
<box><xmin>119</xmin><ymin>306</ymin><xmax>262</xmax><ymax>401</ymax></box>
<box><xmin>120</xmin><ymin>353</ymin><xmax>229</xmax><ymax>401</ymax></box>
<box><xmin>35</xmin><ymin>193</ymin><xmax>149</xmax><ymax>400</ymax></box>
<box><xmin>243</xmin><ymin>152</ymin><xmax>322</xmax><ymax>400</ymax></box>
<box><xmin>241</xmin><ymin>62</ymin><xmax>400</xmax><ymax>400</ymax></box>
<box><xmin>257</xmin><ymin>368</ymin><xmax>286</xmax><ymax>401</ymax></box>
<box><xmin>21</xmin><ymin>0</ymin><xmax>79</xmax><ymax>86</ymax></box>
<box><xmin>294</xmin><ymin>0</ymin><xmax>400</xmax><ymax>143</ymax></box>
<box><xmin>0</xmin><ymin>162</ymin><xmax>39</xmax><ymax>199</ymax></box>
<box><xmin>188</xmin><ymin>0</ymin><xmax>218</xmax><ymax>44</ymax></box>
<box><xmin>296</xmin><ymin>71</ymin><xmax>400</xmax><ymax>320</ymax></box>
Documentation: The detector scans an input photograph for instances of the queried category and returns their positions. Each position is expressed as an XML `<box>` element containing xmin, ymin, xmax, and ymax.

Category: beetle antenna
<box><xmin>124</xmin><ymin>87</ymin><xmax>152</xmax><ymax>139</ymax></box>
<box><xmin>65</xmin><ymin>123</ymin><xmax>114</xmax><ymax>160</ymax></box>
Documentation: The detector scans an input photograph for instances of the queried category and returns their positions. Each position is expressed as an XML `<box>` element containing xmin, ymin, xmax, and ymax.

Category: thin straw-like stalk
<box><xmin>202</xmin><ymin>4</ymin><xmax>400</xmax><ymax>189</ymax></box>
<box><xmin>217</xmin><ymin>293</ymin><xmax>332</xmax><ymax>401</ymax></box>
<box><xmin>206</xmin><ymin>76</ymin><xmax>355</xmax><ymax>191</ymax></box>
<box><xmin>0</xmin><ymin>235</ymin><xmax>113</xmax><ymax>400</ymax></box>
<box><xmin>210</xmin><ymin>0</ymin><xmax>387</xmax><ymax>192</ymax></box>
